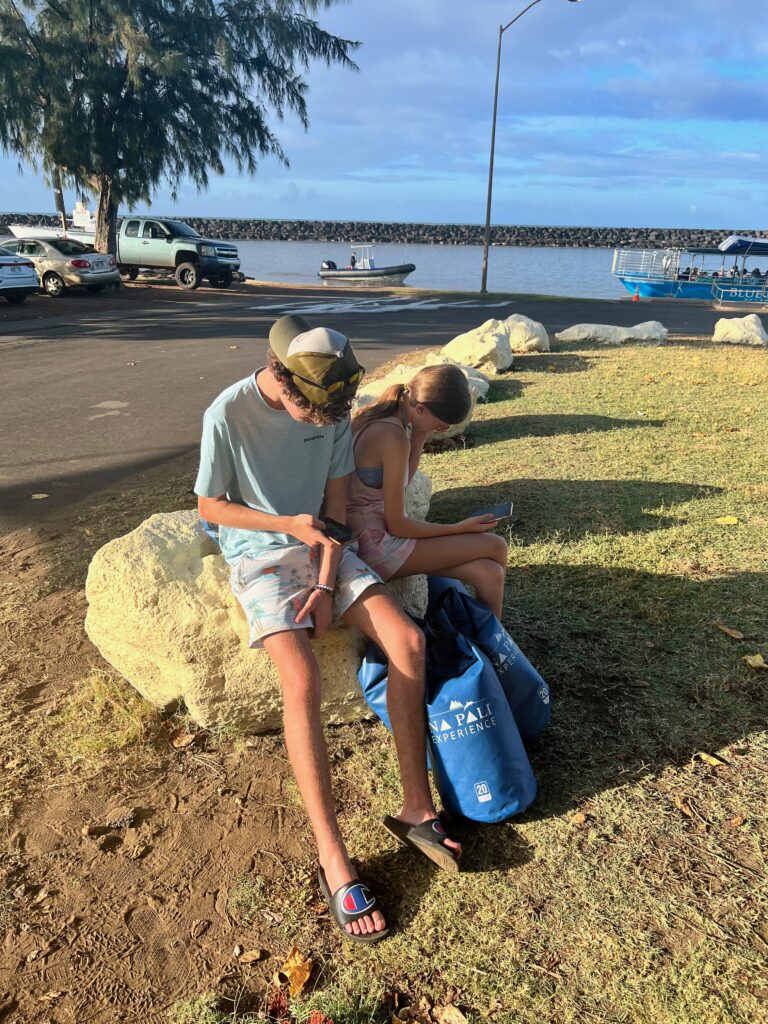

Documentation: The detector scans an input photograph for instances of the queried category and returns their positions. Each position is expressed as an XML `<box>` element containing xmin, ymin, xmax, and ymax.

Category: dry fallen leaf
<box><xmin>168</xmin><ymin>725</ymin><xmax>199</xmax><ymax>749</ymax></box>
<box><xmin>726</xmin><ymin>816</ymin><xmax>745</xmax><ymax>829</ymax></box>
<box><xmin>275</xmin><ymin>943</ymin><xmax>311</xmax><ymax>997</ymax></box>
<box><xmin>30</xmin><ymin>493</ymin><xmax>49</xmax><ymax>500</ymax></box>
<box><xmin>673</xmin><ymin>795</ymin><xmax>694</xmax><ymax>818</ymax></box>
<box><xmin>433</xmin><ymin>1006</ymin><xmax>470</xmax><ymax>1024</ymax></box>
<box><xmin>715</xmin><ymin>516</ymin><xmax>739</xmax><ymax>525</ymax></box>
<box><xmin>38</xmin><ymin>992</ymin><xmax>65</xmax><ymax>1003</ymax></box>
<box><xmin>716</xmin><ymin>624</ymin><xmax>745</xmax><ymax>640</ymax></box>
<box><xmin>696</xmin><ymin>751</ymin><xmax>727</xmax><ymax>767</ymax></box>
<box><xmin>743</xmin><ymin>654</ymin><xmax>767</xmax><ymax>670</ymax></box>
<box><xmin>239</xmin><ymin>948</ymin><xmax>267</xmax><ymax>965</ymax></box>
<box><xmin>570</xmin><ymin>812</ymin><xmax>587</xmax><ymax>826</ymax></box>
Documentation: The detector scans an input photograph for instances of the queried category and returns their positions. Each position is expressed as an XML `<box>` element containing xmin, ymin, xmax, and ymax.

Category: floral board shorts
<box><xmin>230</xmin><ymin>541</ymin><xmax>382</xmax><ymax>648</ymax></box>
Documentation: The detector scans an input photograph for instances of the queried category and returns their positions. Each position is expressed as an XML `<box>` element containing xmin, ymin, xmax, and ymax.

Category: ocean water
<box><xmin>233</xmin><ymin>239</ymin><xmax>627</xmax><ymax>300</ymax></box>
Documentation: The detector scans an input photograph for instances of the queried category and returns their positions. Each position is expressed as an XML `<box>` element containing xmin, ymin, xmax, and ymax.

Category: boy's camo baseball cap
<box><xmin>268</xmin><ymin>314</ymin><xmax>364</xmax><ymax>407</ymax></box>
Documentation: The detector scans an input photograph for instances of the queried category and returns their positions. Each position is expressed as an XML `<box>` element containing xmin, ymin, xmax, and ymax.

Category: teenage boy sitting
<box><xmin>195</xmin><ymin>315</ymin><xmax>461</xmax><ymax>944</ymax></box>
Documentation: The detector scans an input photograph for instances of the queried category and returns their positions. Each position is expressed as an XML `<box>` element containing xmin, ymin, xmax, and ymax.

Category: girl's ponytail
<box><xmin>352</xmin><ymin>382</ymin><xmax>408</xmax><ymax>433</ymax></box>
<box><xmin>352</xmin><ymin>364</ymin><xmax>471</xmax><ymax>434</ymax></box>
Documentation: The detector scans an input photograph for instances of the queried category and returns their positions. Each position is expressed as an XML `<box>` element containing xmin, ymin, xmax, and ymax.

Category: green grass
<box><xmin>305</xmin><ymin>339</ymin><xmax>768</xmax><ymax>1024</ymax></box>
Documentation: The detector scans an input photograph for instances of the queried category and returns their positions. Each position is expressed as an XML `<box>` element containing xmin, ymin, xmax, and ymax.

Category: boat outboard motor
<box><xmin>321</xmin><ymin>259</ymin><xmax>337</xmax><ymax>271</ymax></box>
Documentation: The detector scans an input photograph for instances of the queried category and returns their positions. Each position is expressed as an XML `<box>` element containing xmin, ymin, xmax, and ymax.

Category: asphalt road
<box><xmin>0</xmin><ymin>286</ymin><xmax>728</xmax><ymax>527</ymax></box>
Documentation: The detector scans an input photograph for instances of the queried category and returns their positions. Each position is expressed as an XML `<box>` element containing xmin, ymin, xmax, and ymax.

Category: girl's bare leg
<box><xmin>391</xmin><ymin>533</ymin><xmax>508</xmax><ymax>619</ymax></box>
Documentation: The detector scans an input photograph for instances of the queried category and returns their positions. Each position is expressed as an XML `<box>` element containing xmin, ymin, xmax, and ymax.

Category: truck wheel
<box><xmin>120</xmin><ymin>266</ymin><xmax>139</xmax><ymax>281</ymax></box>
<box><xmin>175</xmin><ymin>262</ymin><xmax>201</xmax><ymax>290</ymax></box>
<box><xmin>210</xmin><ymin>271</ymin><xmax>233</xmax><ymax>289</ymax></box>
<box><xmin>43</xmin><ymin>272</ymin><xmax>66</xmax><ymax>297</ymax></box>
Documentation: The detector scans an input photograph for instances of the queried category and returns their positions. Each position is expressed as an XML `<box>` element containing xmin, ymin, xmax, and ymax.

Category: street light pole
<box><xmin>480</xmin><ymin>0</ymin><xmax>581</xmax><ymax>293</ymax></box>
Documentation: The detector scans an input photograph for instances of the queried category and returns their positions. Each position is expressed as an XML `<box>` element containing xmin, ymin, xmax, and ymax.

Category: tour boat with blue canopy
<box><xmin>612</xmin><ymin>234</ymin><xmax>768</xmax><ymax>307</ymax></box>
<box><xmin>319</xmin><ymin>244</ymin><xmax>415</xmax><ymax>284</ymax></box>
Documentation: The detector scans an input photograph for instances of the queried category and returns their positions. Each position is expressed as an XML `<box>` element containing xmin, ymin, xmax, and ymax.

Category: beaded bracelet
<box><xmin>313</xmin><ymin>583</ymin><xmax>335</xmax><ymax>596</ymax></box>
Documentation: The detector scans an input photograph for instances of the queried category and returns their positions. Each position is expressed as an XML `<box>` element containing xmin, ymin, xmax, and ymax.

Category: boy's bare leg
<box><xmin>262</xmin><ymin>628</ymin><xmax>386</xmax><ymax>937</ymax></box>
<box><xmin>342</xmin><ymin>585</ymin><xmax>462</xmax><ymax>858</ymax></box>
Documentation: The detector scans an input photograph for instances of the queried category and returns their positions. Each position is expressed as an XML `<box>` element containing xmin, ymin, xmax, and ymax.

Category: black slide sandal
<box><xmin>382</xmin><ymin>815</ymin><xmax>461</xmax><ymax>872</ymax></box>
<box><xmin>317</xmin><ymin>866</ymin><xmax>391</xmax><ymax>944</ymax></box>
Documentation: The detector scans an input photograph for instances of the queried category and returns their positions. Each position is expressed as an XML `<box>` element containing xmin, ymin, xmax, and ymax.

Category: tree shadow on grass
<box><xmin>429</xmin><ymin>477</ymin><xmax>720</xmax><ymax>542</ymax></box>
<box><xmin>501</xmin><ymin>562</ymin><xmax>766</xmax><ymax>820</ymax></box>
<box><xmin>472</xmin><ymin>413</ymin><xmax>665</xmax><ymax>445</ymax></box>
<box><xmin>507</xmin><ymin>352</ymin><xmax>594</xmax><ymax>374</ymax></box>
<box><xmin>358</xmin><ymin>826</ymin><xmax>535</xmax><ymax>931</ymax></box>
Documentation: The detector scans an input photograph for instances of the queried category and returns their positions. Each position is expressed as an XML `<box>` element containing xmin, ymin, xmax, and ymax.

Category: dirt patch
<box><xmin>0</xmin><ymin>456</ymin><xmax>351</xmax><ymax>1023</ymax></box>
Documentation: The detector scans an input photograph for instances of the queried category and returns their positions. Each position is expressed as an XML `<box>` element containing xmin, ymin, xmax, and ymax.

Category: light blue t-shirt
<box><xmin>194</xmin><ymin>370</ymin><xmax>354</xmax><ymax>564</ymax></box>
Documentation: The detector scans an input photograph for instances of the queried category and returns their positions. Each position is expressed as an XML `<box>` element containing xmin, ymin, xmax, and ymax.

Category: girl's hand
<box><xmin>454</xmin><ymin>514</ymin><xmax>499</xmax><ymax>533</ymax></box>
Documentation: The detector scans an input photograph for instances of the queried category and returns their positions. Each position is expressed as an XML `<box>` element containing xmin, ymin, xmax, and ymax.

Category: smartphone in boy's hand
<box><xmin>320</xmin><ymin>516</ymin><xmax>355</xmax><ymax>544</ymax></box>
<box><xmin>471</xmin><ymin>500</ymin><xmax>514</xmax><ymax>522</ymax></box>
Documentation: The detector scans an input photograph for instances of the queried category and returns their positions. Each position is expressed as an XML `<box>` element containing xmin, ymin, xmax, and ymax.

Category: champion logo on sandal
<box><xmin>342</xmin><ymin>884</ymin><xmax>375</xmax><ymax>915</ymax></box>
<box><xmin>432</xmin><ymin>820</ymin><xmax>446</xmax><ymax>835</ymax></box>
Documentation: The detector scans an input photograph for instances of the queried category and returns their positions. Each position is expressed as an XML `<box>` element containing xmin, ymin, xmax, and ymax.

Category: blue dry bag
<box><xmin>427</xmin><ymin>577</ymin><xmax>552</xmax><ymax>740</ymax></box>
<box><xmin>357</xmin><ymin>620</ymin><xmax>537</xmax><ymax>823</ymax></box>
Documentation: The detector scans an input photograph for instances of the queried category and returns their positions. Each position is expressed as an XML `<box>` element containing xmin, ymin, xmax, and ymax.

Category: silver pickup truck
<box><xmin>116</xmin><ymin>217</ymin><xmax>240</xmax><ymax>289</ymax></box>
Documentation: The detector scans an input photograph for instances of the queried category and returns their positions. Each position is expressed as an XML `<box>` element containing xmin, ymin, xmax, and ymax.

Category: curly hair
<box><xmin>267</xmin><ymin>349</ymin><xmax>353</xmax><ymax>426</ymax></box>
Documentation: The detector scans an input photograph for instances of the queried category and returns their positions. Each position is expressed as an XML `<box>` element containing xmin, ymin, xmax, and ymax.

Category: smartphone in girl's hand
<box><xmin>471</xmin><ymin>500</ymin><xmax>514</xmax><ymax>522</ymax></box>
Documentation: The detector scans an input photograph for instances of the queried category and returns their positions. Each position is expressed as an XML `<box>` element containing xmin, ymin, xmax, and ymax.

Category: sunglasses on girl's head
<box><xmin>290</xmin><ymin>367</ymin><xmax>365</xmax><ymax>395</ymax></box>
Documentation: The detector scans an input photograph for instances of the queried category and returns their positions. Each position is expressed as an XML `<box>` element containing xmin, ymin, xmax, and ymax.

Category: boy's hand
<box><xmin>295</xmin><ymin>588</ymin><xmax>333</xmax><ymax>639</ymax></box>
<box><xmin>286</xmin><ymin>514</ymin><xmax>338</xmax><ymax>551</ymax></box>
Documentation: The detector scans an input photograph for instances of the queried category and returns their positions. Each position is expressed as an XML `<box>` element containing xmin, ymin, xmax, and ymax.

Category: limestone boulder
<box><xmin>85</xmin><ymin>474</ymin><xmax>431</xmax><ymax>734</ymax></box>
<box><xmin>554</xmin><ymin>321</ymin><xmax>669</xmax><ymax>345</ymax></box>
<box><xmin>503</xmin><ymin>313</ymin><xmax>550</xmax><ymax>353</ymax></box>
<box><xmin>423</xmin><ymin>353</ymin><xmax>491</xmax><ymax>402</ymax></box>
<box><xmin>713</xmin><ymin>314</ymin><xmax>768</xmax><ymax>347</ymax></box>
<box><xmin>440</xmin><ymin>318</ymin><xmax>514</xmax><ymax>372</ymax></box>
<box><xmin>354</xmin><ymin>359</ymin><xmax>487</xmax><ymax>438</ymax></box>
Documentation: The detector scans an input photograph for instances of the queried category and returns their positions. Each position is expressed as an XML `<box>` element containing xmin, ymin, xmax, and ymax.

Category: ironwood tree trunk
<box><xmin>51</xmin><ymin>167</ymin><xmax>68</xmax><ymax>234</ymax></box>
<box><xmin>94</xmin><ymin>176</ymin><xmax>117</xmax><ymax>254</ymax></box>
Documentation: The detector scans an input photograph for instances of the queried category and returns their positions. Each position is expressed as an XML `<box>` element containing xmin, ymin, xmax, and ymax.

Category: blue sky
<box><xmin>2</xmin><ymin>0</ymin><xmax>768</xmax><ymax>227</ymax></box>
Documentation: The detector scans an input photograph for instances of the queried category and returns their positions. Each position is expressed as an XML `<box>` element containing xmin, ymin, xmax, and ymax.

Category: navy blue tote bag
<box><xmin>427</xmin><ymin>577</ymin><xmax>551</xmax><ymax>740</ymax></box>
<box><xmin>358</xmin><ymin>621</ymin><xmax>537</xmax><ymax>823</ymax></box>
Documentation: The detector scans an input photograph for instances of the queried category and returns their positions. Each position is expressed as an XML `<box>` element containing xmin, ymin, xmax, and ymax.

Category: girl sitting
<box><xmin>348</xmin><ymin>364</ymin><xmax>508</xmax><ymax>618</ymax></box>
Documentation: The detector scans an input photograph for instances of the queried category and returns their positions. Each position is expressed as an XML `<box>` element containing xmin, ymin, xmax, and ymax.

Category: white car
<box><xmin>0</xmin><ymin>244</ymin><xmax>39</xmax><ymax>304</ymax></box>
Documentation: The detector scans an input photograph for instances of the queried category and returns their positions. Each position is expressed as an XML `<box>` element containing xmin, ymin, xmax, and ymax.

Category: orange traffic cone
<box><xmin>632</xmin><ymin>286</ymin><xmax>640</xmax><ymax>302</ymax></box>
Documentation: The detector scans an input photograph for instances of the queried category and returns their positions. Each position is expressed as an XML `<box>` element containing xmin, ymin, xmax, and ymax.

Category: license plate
<box><xmin>92</xmin><ymin>260</ymin><xmax>107</xmax><ymax>271</ymax></box>
<box><xmin>10</xmin><ymin>266</ymin><xmax>21</xmax><ymax>273</ymax></box>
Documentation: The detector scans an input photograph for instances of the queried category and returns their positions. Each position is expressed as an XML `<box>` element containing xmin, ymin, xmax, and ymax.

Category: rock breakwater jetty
<box><xmin>1</xmin><ymin>213</ymin><xmax>761</xmax><ymax>249</ymax></box>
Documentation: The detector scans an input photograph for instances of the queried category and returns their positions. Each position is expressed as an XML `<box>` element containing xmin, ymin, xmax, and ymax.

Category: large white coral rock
<box><xmin>440</xmin><ymin>318</ymin><xmax>514</xmax><ymax>372</ymax></box>
<box><xmin>354</xmin><ymin>359</ymin><xmax>486</xmax><ymax>438</ymax></box>
<box><xmin>85</xmin><ymin>475</ymin><xmax>431</xmax><ymax>733</ymax></box>
<box><xmin>713</xmin><ymin>314</ymin><xmax>768</xmax><ymax>347</ymax></box>
<box><xmin>554</xmin><ymin>321</ymin><xmax>669</xmax><ymax>345</ymax></box>
<box><xmin>503</xmin><ymin>313</ymin><xmax>550</xmax><ymax>353</ymax></box>
<box><xmin>423</xmin><ymin>353</ymin><xmax>491</xmax><ymax>402</ymax></box>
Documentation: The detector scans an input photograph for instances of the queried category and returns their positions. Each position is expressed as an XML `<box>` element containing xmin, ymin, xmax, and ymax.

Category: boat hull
<box><xmin>617</xmin><ymin>276</ymin><xmax>768</xmax><ymax>305</ymax></box>
<box><xmin>8</xmin><ymin>225</ymin><xmax>95</xmax><ymax>243</ymax></box>
<box><xmin>318</xmin><ymin>262</ymin><xmax>415</xmax><ymax>284</ymax></box>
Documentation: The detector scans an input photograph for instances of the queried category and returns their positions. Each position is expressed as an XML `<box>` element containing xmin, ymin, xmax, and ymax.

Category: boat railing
<box><xmin>612</xmin><ymin>247</ymin><xmax>680</xmax><ymax>280</ymax></box>
<box><xmin>713</xmin><ymin>279</ymin><xmax>768</xmax><ymax>307</ymax></box>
